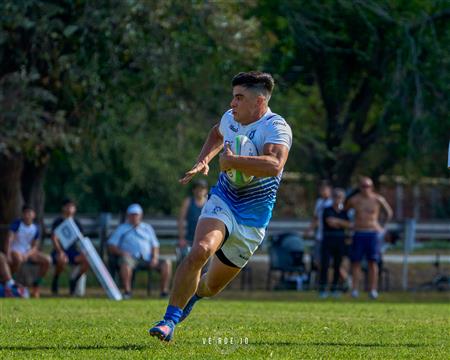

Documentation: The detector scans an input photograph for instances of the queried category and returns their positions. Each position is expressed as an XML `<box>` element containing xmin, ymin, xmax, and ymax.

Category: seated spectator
<box><xmin>108</xmin><ymin>204</ymin><xmax>172</xmax><ymax>299</ymax></box>
<box><xmin>0</xmin><ymin>252</ymin><xmax>28</xmax><ymax>298</ymax></box>
<box><xmin>6</xmin><ymin>205</ymin><xmax>51</xmax><ymax>298</ymax></box>
<box><xmin>50</xmin><ymin>198</ymin><xmax>89</xmax><ymax>296</ymax></box>
<box><xmin>319</xmin><ymin>189</ymin><xmax>351</xmax><ymax>298</ymax></box>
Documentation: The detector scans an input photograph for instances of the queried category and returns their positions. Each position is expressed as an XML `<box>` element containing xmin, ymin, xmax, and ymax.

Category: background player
<box><xmin>149</xmin><ymin>71</ymin><xmax>292</xmax><ymax>341</ymax></box>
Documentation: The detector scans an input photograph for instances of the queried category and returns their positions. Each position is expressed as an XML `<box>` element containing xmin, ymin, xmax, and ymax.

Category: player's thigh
<box><xmin>28</xmin><ymin>251</ymin><xmax>50</xmax><ymax>265</ymax></box>
<box><xmin>192</xmin><ymin>217</ymin><xmax>227</xmax><ymax>255</ymax></box>
<box><xmin>204</xmin><ymin>255</ymin><xmax>241</xmax><ymax>290</ymax></box>
<box><xmin>10</xmin><ymin>251</ymin><xmax>24</xmax><ymax>263</ymax></box>
<box><xmin>73</xmin><ymin>252</ymin><xmax>88</xmax><ymax>265</ymax></box>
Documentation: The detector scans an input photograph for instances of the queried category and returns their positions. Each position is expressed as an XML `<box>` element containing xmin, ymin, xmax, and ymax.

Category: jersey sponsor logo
<box><xmin>272</xmin><ymin>120</ymin><xmax>286</xmax><ymax>127</ymax></box>
<box><xmin>239</xmin><ymin>254</ymin><xmax>249</xmax><ymax>260</ymax></box>
<box><xmin>229</xmin><ymin>124</ymin><xmax>239</xmax><ymax>132</ymax></box>
<box><xmin>212</xmin><ymin>206</ymin><xmax>223</xmax><ymax>215</ymax></box>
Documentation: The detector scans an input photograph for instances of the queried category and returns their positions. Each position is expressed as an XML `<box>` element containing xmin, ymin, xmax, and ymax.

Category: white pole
<box><xmin>402</xmin><ymin>219</ymin><xmax>416</xmax><ymax>290</ymax></box>
<box><xmin>447</xmin><ymin>141</ymin><xmax>450</xmax><ymax>169</ymax></box>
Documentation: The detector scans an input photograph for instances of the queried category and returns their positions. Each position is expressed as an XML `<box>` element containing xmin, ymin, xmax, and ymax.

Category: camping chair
<box><xmin>266</xmin><ymin>232</ymin><xmax>306</xmax><ymax>290</ymax></box>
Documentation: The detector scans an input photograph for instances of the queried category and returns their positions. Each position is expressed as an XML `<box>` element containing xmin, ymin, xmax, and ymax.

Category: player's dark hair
<box><xmin>231</xmin><ymin>71</ymin><xmax>274</xmax><ymax>99</ymax></box>
<box><xmin>318</xmin><ymin>180</ymin><xmax>331</xmax><ymax>190</ymax></box>
<box><xmin>192</xmin><ymin>179</ymin><xmax>208</xmax><ymax>190</ymax></box>
<box><xmin>22</xmin><ymin>204</ymin><xmax>34</xmax><ymax>212</ymax></box>
<box><xmin>62</xmin><ymin>198</ymin><xmax>75</xmax><ymax>207</ymax></box>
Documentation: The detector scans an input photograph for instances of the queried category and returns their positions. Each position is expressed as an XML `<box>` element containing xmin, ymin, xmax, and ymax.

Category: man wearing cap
<box><xmin>107</xmin><ymin>204</ymin><xmax>172</xmax><ymax>299</ymax></box>
<box><xmin>50</xmin><ymin>198</ymin><xmax>89</xmax><ymax>295</ymax></box>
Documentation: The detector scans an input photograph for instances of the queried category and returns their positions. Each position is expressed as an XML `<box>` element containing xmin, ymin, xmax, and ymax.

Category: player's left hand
<box><xmin>179</xmin><ymin>160</ymin><xmax>209</xmax><ymax>185</ymax></box>
<box><xmin>219</xmin><ymin>143</ymin><xmax>234</xmax><ymax>171</ymax></box>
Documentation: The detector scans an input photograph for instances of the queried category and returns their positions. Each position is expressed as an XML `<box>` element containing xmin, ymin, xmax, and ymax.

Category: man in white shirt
<box><xmin>6</xmin><ymin>205</ymin><xmax>51</xmax><ymax>298</ymax></box>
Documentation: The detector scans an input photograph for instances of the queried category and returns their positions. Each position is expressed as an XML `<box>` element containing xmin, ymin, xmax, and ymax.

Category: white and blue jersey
<box><xmin>9</xmin><ymin>219</ymin><xmax>40</xmax><ymax>254</ymax></box>
<box><xmin>210</xmin><ymin>108</ymin><xmax>292</xmax><ymax>228</ymax></box>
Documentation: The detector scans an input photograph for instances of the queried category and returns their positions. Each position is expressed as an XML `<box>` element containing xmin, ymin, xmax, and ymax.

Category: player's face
<box><xmin>22</xmin><ymin>209</ymin><xmax>35</xmax><ymax>224</ymax></box>
<box><xmin>359</xmin><ymin>178</ymin><xmax>373</xmax><ymax>195</ymax></box>
<box><xmin>63</xmin><ymin>204</ymin><xmax>76</xmax><ymax>217</ymax></box>
<box><xmin>128</xmin><ymin>213</ymin><xmax>141</xmax><ymax>226</ymax></box>
<box><xmin>333</xmin><ymin>193</ymin><xmax>345</xmax><ymax>207</ymax></box>
<box><xmin>230</xmin><ymin>86</ymin><xmax>261</xmax><ymax>124</ymax></box>
<box><xmin>193</xmin><ymin>186</ymin><xmax>207</xmax><ymax>199</ymax></box>
<box><xmin>320</xmin><ymin>186</ymin><xmax>331</xmax><ymax>199</ymax></box>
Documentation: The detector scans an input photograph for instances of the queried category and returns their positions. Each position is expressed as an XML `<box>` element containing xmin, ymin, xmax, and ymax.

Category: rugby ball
<box><xmin>226</xmin><ymin>135</ymin><xmax>257</xmax><ymax>186</ymax></box>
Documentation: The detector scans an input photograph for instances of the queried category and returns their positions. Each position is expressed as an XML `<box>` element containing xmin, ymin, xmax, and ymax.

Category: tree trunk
<box><xmin>21</xmin><ymin>159</ymin><xmax>49</xmax><ymax>240</ymax></box>
<box><xmin>0</xmin><ymin>153</ymin><xmax>23</xmax><ymax>251</ymax></box>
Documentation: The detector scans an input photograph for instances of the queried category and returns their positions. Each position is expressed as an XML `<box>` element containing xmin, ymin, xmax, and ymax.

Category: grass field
<box><xmin>0</xmin><ymin>295</ymin><xmax>449</xmax><ymax>359</ymax></box>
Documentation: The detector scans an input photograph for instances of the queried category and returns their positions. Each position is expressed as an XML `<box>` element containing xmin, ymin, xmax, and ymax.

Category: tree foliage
<box><xmin>1</xmin><ymin>0</ymin><xmax>449</xmax><ymax>225</ymax></box>
<box><xmin>258</xmin><ymin>0</ymin><xmax>450</xmax><ymax>185</ymax></box>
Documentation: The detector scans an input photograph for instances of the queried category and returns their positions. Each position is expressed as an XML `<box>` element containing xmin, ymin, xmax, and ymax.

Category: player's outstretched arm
<box><xmin>179</xmin><ymin>124</ymin><xmax>223</xmax><ymax>185</ymax></box>
<box><xmin>219</xmin><ymin>142</ymin><xmax>289</xmax><ymax>178</ymax></box>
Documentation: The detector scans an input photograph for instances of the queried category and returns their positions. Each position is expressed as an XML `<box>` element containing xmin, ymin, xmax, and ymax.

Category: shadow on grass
<box><xmin>0</xmin><ymin>344</ymin><xmax>151</xmax><ymax>351</ymax></box>
<box><xmin>0</xmin><ymin>341</ymin><xmax>431</xmax><ymax>351</ymax></box>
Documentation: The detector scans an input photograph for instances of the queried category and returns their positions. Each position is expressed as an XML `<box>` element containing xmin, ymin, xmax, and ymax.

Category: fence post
<box><xmin>395</xmin><ymin>181</ymin><xmax>404</xmax><ymax>220</ymax></box>
<box><xmin>99</xmin><ymin>212</ymin><xmax>112</xmax><ymax>260</ymax></box>
<box><xmin>402</xmin><ymin>218</ymin><xmax>416</xmax><ymax>290</ymax></box>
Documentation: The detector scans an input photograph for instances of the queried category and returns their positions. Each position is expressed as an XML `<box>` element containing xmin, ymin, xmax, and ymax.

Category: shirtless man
<box><xmin>346</xmin><ymin>177</ymin><xmax>393</xmax><ymax>299</ymax></box>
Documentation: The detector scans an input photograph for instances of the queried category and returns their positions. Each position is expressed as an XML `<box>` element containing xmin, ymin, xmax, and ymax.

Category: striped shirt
<box><xmin>211</xmin><ymin>108</ymin><xmax>292</xmax><ymax>228</ymax></box>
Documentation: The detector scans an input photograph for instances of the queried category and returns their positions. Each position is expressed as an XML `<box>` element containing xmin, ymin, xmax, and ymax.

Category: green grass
<box><xmin>0</xmin><ymin>296</ymin><xmax>449</xmax><ymax>359</ymax></box>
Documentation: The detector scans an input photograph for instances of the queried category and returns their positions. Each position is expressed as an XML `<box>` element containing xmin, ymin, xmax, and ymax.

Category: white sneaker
<box><xmin>351</xmin><ymin>289</ymin><xmax>359</xmax><ymax>298</ymax></box>
<box><xmin>369</xmin><ymin>290</ymin><xmax>379</xmax><ymax>300</ymax></box>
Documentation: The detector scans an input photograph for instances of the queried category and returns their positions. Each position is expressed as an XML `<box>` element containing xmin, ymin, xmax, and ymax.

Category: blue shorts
<box><xmin>350</xmin><ymin>231</ymin><xmax>380</xmax><ymax>263</ymax></box>
<box><xmin>51</xmin><ymin>248</ymin><xmax>81</xmax><ymax>265</ymax></box>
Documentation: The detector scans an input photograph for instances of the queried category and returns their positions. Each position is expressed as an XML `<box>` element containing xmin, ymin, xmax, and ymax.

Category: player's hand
<box><xmin>179</xmin><ymin>160</ymin><xmax>209</xmax><ymax>185</ymax></box>
<box><xmin>327</xmin><ymin>218</ymin><xmax>340</xmax><ymax>228</ymax></box>
<box><xmin>219</xmin><ymin>143</ymin><xmax>234</xmax><ymax>171</ymax></box>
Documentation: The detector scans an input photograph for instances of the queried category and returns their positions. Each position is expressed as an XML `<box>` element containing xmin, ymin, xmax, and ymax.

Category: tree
<box><xmin>257</xmin><ymin>0</ymin><xmax>450</xmax><ymax>186</ymax></box>
<box><xmin>0</xmin><ymin>0</ymin><xmax>264</xmax><ymax>238</ymax></box>
<box><xmin>45</xmin><ymin>0</ymin><xmax>264</xmax><ymax>215</ymax></box>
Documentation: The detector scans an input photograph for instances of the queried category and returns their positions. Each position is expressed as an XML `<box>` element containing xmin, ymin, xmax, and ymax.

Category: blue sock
<box><xmin>189</xmin><ymin>293</ymin><xmax>202</xmax><ymax>305</ymax></box>
<box><xmin>163</xmin><ymin>305</ymin><xmax>183</xmax><ymax>325</ymax></box>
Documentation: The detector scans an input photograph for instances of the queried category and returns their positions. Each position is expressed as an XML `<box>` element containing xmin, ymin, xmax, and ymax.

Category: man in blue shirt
<box><xmin>108</xmin><ymin>204</ymin><xmax>172</xmax><ymax>299</ymax></box>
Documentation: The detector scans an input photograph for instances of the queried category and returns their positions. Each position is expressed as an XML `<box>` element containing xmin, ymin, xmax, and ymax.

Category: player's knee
<box><xmin>0</xmin><ymin>252</ymin><xmax>6</xmax><ymax>262</ymax></box>
<box><xmin>187</xmin><ymin>243</ymin><xmax>213</xmax><ymax>267</ymax></box>
<box><xmin>42</xmin><ymin>255</ymin><xmax>51</xmax><ymax>267</ymax></box>
<box><xmin>204</xmin><ymin>281</ymin><xmax>223</xmax><ymax>297</ymax></box>
<box><xmin>11</xmin><ymin>251</ymin><xmax>23</xmax><ymax>263</ymax></box>
<box><xmin>162</xmin><ymin>259</ymin><xmax>172</xmax><ymax>272</ymax></box>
